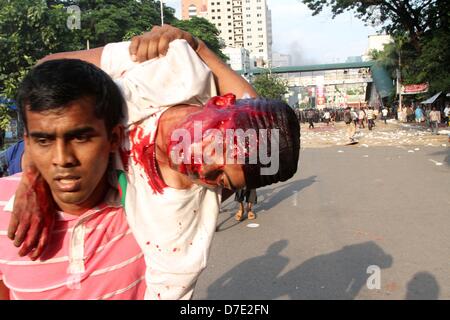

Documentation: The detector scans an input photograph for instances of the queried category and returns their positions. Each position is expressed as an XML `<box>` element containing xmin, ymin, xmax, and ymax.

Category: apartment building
<box><xmin>222</xmin><ymin>46</ymin><xmax>251</xmax><ymax>73</ymax></box>
<box><xmin>181</xmin><ymin>0</ymin><xmax>272</xmax><ymax>66</ymax></box>
<box><xmin>181</xmin><ymin>0</ymin><xmax>208</xmax><ymax>19</ymax></box>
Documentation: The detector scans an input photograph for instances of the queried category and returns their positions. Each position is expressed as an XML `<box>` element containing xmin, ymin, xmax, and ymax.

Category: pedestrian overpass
<box><xmin>239</xmin><ymin>61</ymin><xmax>393</xmax><ymax>109</ymax></box>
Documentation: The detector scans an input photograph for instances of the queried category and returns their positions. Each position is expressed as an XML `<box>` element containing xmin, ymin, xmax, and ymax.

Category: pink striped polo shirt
<box><xmin>0</xmin><ymin>174</ymin><xmax>146</xmax><ymax>300</ymax></box>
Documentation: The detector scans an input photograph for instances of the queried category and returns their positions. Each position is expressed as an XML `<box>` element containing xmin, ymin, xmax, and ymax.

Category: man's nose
<box><xmin>52</xmin><ymin>140</ymin><xmax>78</xmax><ymax>167</ymax></box>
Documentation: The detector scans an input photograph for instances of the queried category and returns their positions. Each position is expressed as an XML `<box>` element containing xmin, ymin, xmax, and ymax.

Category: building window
<box><xmin>188</xmin><ymin>4</ymin><xmax>197</xmax><ymax>17</ymax></box>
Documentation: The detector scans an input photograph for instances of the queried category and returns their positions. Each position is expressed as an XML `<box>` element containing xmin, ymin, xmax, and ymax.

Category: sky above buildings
<box><xmin>165</xmin><ymin>0</ymin><xmax>380</xmax><ymax>65</ymax></box>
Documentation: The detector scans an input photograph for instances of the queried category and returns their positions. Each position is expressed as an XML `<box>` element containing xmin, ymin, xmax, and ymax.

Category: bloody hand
<box><xmin>7</xmin><ymin>166</ymin><xmax>55</xmax><ymax>261</ymax></box>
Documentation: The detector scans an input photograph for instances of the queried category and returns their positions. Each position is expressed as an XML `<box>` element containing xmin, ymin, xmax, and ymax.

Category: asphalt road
<box><xmin>193</xmin><ymin>144</ymin><xmax>450</xmax><ymax>300</ymax></box>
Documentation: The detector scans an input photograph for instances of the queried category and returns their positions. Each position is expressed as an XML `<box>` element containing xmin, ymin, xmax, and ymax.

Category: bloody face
<box><xmin>24</xmin><ymin>97</ymin><xmax>120</xmax><ymax>215</ymax></box>
<box><xmin>167</xmin><ymin>94</ymin><xmax>266</xmax><ymax>190</ymax></box>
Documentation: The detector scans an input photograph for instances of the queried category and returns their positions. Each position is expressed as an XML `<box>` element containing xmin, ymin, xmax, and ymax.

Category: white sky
<box><xmin>164</xmin><ymin>0</ymin><xmax>380</xmax><ymax>64</ymax></box>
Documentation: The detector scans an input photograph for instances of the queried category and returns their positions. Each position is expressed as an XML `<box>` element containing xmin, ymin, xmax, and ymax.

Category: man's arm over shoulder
<box><xmin>39</xmin><ymin>47</ymin><xmax>103</xmax><ymax>68</ymax></box>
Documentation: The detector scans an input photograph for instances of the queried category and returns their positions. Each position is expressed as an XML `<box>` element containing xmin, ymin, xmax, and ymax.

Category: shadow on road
<box><xmin>216</xmin><ymin>176</ymin><xmax>317</xmax><ymax>232</ymax></box>
<box><xmin>405</xmin><ymin>272</ymin><xmax>440</xmax><ymax>300</ymax></box>
<box><xmin>429</xmin><ymin>149</ymin><xmax>450</xmax><ymax>166</ymax></box>
<box><xmin>206</xmin><ymin>240</ymin><xmax>393</xmax><ymax>300</ymax></box>
<box><xmin>256</xmin><ymin>175</ymin><xmax>317</xmax><ymax>212</ymax></box>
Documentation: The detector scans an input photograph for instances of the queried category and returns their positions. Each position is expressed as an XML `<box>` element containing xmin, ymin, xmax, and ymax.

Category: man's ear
<box><xmin>110</xmin><ymin>125</ymin><xmax>123</xmax><ymax>152</ymax></box>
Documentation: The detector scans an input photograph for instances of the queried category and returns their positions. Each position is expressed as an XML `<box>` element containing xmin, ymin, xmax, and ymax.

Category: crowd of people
<box><xmin>294</xmin><ymin>103</ymin><xmax>450</xmax><ymax>134</ymax></box>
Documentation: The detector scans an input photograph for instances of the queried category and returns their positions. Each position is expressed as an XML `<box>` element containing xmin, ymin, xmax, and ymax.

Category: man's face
<box><xmin>184</xmin><ymin>163</ymin><xmax>246</xmax><ymax>191</ymax></box>
<box><xmin>24</xmin><ymin>97</ymin><xmax>120</xmax><ymax>214</ymax></box>
<box><xmin>167</xmin><ymin>105</ymin><xmax>247</xmax><ymax>191</ymax></box>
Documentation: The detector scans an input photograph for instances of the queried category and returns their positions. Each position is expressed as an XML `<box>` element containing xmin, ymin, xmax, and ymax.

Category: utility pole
<box><xmin>398</xmin><ymin>49</ymin><xmax>402</xmax><ymax>110</ymax></box>
<box><xmin>160</xmin><ymin>0</ymin><xmax>164</xmax><ymax>26</ymax></box>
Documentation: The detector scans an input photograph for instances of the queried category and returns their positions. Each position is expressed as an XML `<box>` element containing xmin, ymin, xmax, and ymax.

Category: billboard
<box><xmin>401</xmin><ymin>83</ymin><xmax>429</xmax><ymax>95</ymax></box>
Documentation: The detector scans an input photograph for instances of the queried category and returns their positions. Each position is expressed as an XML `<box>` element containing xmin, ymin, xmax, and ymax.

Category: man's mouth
<box><xmin>54</xmin><ymin>175</ymin><xmax>81</xmax><ymax>192</ymax></box>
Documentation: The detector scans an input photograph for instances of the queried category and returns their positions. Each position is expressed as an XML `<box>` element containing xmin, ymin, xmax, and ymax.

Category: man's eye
<box><xmin>204</xmin><ymin>169</ymin><xmax>223</xmax><ymax>181</ymax></box>
<box><xmin>74</xmin><ymin>135</ymin><xmax>90</xmax><ymax>142</ymax></box>
<box><xmin>36</xmin><ymin>138</ymin><xmax>51</xmax><ymax>146</ymax></box>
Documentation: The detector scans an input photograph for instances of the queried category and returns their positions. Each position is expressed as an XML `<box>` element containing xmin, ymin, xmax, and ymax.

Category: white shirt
<box><xmin>358</xmin><ymin>110</ymin><xmax>366</xmax><ymax>120</ymax></box>
<box><xmin>444</xmin><ymin>107</ymin><xmax>450</xmax><ymax>117</ymax></box>
<box><xmin>101</xmin><ymin>40</ymin><xmax>220</xmax><ymax>299</ymax></box>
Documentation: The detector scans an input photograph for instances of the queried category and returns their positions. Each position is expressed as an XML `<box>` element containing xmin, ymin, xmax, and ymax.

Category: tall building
<box><xmin>223</xmin><ymin>46</ymin><xmax>251</xmax><ymax>73</ymax></box>
<box><xmin>272</xmin><ymin>52</ymin><xmax>292</xmax><ymax>68</ymax></box>
<box><xmin>181</xmin><ymin>0</ymin><xmax>208</xmax><ymax>19</ymax></box>
<box><xmin>362</xmin><ymin>34</ymin><xmax>393</xmax><ymax>61</ymax></box>
<box><xmin>181</xmin><ymin>0</ymin><xmax>273</xmax><ymax>66</ymax></box>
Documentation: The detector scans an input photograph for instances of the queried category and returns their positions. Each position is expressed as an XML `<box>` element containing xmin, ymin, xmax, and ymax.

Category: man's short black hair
<box><xmin>17</xmin><ymin>59</ymin><xmax>124</xmax><ymax>133</ymax></box>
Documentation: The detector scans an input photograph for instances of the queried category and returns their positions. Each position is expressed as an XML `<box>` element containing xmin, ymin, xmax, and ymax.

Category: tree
<box><xmin>0</xmin><ymin>0</ymin><xmax>227</xmax><ymax>139</ymax></box>
<box><xmin>0</xmin><ymin>0</ymin><xmax>77</xmax><ymax>100</ymax></box>
<box><xmin>252</xmin><ymin>71</ymin><xmax>289</xmax><ymax>101</ymax></box>
<box><xmin>0</xmin><ymin>104</ymin><xmax>11</xmax><ymax>149</ymax></box>
<box><xmin>64</xmin><ymin>0</ymin><xmax>177</xmax><ymax>47</ymax></box>
<box><xmin>300</xmin><ymin>0</ymin><xmax>449</xmax><ymax>51</ymax></box>
<box><xmin>172</xmin><ymin>16</ymin><xmax>228</xmax><ymax>61</ymax></box>
<box><xmin>0</xmin><ymin>0</ymin><xmax>179</xmax><ymax>101</ymax></box>
<box><xmin>300</xmin><ymin>0</ymin><xmax>450</xmax><ymax>93</ymax></box>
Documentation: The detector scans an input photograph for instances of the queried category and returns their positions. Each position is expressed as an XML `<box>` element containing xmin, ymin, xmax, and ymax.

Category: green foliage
<box><xmin>173</xmin><ymin>16</ymin><xmax>228</xmax><ymax>61</ymax></box>
<box><xmin>0</xmin><ymin>0</ymin><xmax>226</xmax><ymax>135</ymax></box>
<box><xmin>0</xmin><ymin>0</ymin><xmax>78</xmax><ymax>100</ymax></box>
<box><xmin>300</xmin><ymin>0</ymin><xmax>448</xmax><ymax>50</ymax></box>
<box><xmin>68</xmin><ymin>0</ymin><xmax>177</xmax><ymax>47</ymax></box>
<box><xmin>252</xmin><ymin>71</ymin><xmax>289</xmax><ymax>101</ymax></box>
<box><xmin>403</xmin><ymin>30</ymin><xmax>450</xmax><ymax>93</ymax></box>
<box><xmin>0</xmin><ymin>105</ymin><xmax>11</xmax><ymax>131</ymax></box>
<box><xmin>0</xmin><ymin>0</ymin><xmax>180</xmax><ymax>101</ymax></box>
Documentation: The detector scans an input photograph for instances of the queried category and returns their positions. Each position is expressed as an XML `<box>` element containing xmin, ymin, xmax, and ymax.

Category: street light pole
<box><xmin>160</xmin><ymin>0</ymin><xmax>164</xmax><ymax>26</ymax></box>
<box><xmin>398</xmin><ymin>50</ymin><xmax>402</xmax><ymax>111</ymax></box>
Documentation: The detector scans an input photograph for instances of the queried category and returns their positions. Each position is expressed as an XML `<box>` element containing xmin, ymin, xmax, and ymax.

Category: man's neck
<box><xmin>154</xmin><ymin>105</ymin><xmax>202</xmax><ymax>189</ymax></box>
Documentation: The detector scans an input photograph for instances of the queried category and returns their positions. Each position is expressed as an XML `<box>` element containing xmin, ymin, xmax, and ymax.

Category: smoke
<box><xmin>288</xmin><ymin>41</ymin><xmax>318</xmax><ymax>66</ymax></box>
